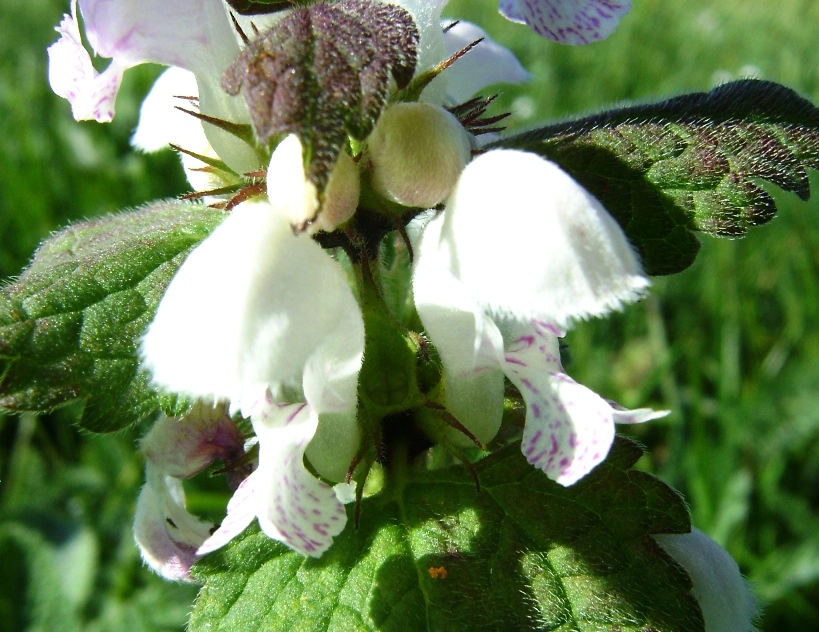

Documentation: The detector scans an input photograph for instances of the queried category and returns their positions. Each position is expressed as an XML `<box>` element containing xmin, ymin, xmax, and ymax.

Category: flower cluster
<box><xmin>48</xmin><ymin>0</ymin><xmax>652</xmax><ymax>562</ymax></box>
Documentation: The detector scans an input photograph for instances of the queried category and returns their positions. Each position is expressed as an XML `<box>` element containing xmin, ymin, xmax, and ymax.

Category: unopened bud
<box><xmin>366</xmin><ymin>102</ymin><xmax>472</xmax><ymax>209</ymax></box>
<box><xmin>313</xmin><ymin>150</ymin><xmax>360</xmax><ymax>234</ymax></box>
<box><xmin>267</xmin><ymin>134</ymin><xmax>359</xmax><ymax>234</ymax></box>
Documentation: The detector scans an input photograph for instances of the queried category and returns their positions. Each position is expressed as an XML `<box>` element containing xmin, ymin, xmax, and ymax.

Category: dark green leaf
<box><xmin>491</xmin><ymin>80</ymin><xmax>819</xmax><ymax>275</ymax></box>
<box><xmin>191</xmin><ymin>438</ymin><xmax>702</xmax><ymax>631</ymax></box>
<box><xmin>223</xmin><ymin>0</ymin><xmax>418</xmax><ymax>190</ymax></box>
<box><xmin>0</xmin><ymin>200</ymin><xmax>225</xmax><ymax>432</ymax></box>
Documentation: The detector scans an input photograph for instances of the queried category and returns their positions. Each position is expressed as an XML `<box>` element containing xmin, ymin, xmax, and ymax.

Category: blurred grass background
<box><xmin>1</xmin><ymin>0</ymin><xmax>817</xmax><ymax>629</ymax></box>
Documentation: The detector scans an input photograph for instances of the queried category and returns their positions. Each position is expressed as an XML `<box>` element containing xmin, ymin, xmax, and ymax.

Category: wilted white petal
<box><xmin>252</xmin><ymin>401</ymin><xmax>347</xmax><ymax>557</ymax></box>
<box><xmin>503</xmin><ymin>321</ymin><xmax>615</xmax><ymax>485</ymax></box>
<box><xmin>499</xmin><ymin>0</ymin><xmax>632</xmax><ymax>45</ymax></box>
<box><xmin>134</xmin><ymin>464</ymin><xmax>214</xmax><ymax>581</ymax></box>
<box><xmin>438</xmin><ymin>149</ymin><xmax>648</xmax><ymax>329</ymax></box>
<box><xmin>333</xmin><ymin>482</ymin><xmax>357</xmax><ymax>504</ymax></box>
<box><xmin>654</xmin><ymin>529</ymin><xmax>760</xmax><ymax>632</ymax></box>
<box><xmin>141</xmin><ymin>200</ymin><xmax>363</xmax><ymax>413</ymax></box>
<box><xmin>414</xmin><ymin>214</ymin><xmax>505</xmax><ymax>445</ymax></box>
<box><xmin>443</xmin><ymin>20</ymin><xmax>531</xmax><ymax>104</ymax></box>
<box><xmin>140</xmin><ymin>402</ymin><xmax>243</xmax><ymax>479</ymax></box>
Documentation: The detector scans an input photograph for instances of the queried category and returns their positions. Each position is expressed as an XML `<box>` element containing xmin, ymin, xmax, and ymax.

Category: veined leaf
<box><xmin>492</xmin><ymin>80</ymin><xmax>819</xmax><ymax>275</ymax></box>
<box><xmin>191</xmin><ymin>438</ymin><xmax>702</xmax><ymax>631</ymax></box>
<box><xmin>0</xmin><ymin>201</ymin><xmax>225</xmax><ymax>432</ymax></box>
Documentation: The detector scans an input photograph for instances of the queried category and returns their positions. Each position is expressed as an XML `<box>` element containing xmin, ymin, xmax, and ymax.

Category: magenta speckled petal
<box><xmin>503</xmin><ymin>321</ymin><xmax>615</xmax><ymax>486</ymax></box>
<box><xmin>500</xmin><ymin>0</ymin><xmax>631</xmax><ymax>45</ymax></box>
<box><xmin>252</xmin><ymin>401</ymin><xmax>348</xmax><ymax>557</ymax></box>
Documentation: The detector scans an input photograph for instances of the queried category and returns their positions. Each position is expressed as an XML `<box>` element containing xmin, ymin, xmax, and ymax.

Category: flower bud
<box><xmin>267</xmin><ymin>134</ymin><xmax>359</xmax><ymax>234</ymax></box>
<box><xmin>366</xmin><ymin>102</ymin><xmax>472</xmax><ymax>209</ymax></box>
<box><xmin>314</xmin><ymin>150</ymin><xmax>360</xmax><ymax>234</ymax></box>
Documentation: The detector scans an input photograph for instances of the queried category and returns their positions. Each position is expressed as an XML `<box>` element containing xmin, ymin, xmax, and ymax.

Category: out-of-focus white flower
<box><xmin>441</xmin><ymin>20</ymin><xmax>531</xmax><ymax>104</ymax></box>
<box><xmin>130</xmin><ymin>67</ymin><xmax>224</xmax><ymax>192</ymax></box>
<box><xmin>48</xmin><ymin>0</ymin><xmax>257</xmax><ymax>171</ymax></box>
<box><xmin>134</xmin><ymin>403</ymin><xmax>245</xmax><ymax>581</ymax></box>
<box><xmin>413</xmin><ymin>149</ymin><xmax>666</xmax><ymax>484</ymax></box>
<box><xmin>498</xmin><ymin>0</ymin><xmax>632</xmax><ymax>44</ymax></box>
<box><xmin>654</xmin><ymin>528</ymin><xmax>760</xmax><ymax>632</ymax></box>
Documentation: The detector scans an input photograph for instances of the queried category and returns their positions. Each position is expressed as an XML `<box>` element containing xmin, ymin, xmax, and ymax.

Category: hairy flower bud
<box><xmin>366</xmin><ymin>102</ymin><xmax>472</xmax><ymax>208</ymax></box>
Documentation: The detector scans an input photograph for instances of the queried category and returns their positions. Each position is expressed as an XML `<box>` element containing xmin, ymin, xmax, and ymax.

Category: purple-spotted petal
<box><xmin>134</xmin><ymin>464</ymin><xmax>214</xmax><ymax>581</ymax></box>
<box><xmin>197</xmin><ymin>474</ymin><xmax>257</xmax><ymax>555</ymax></box>
<box><xmin>503</xmin><ymin>321</ymin><xmax>614</xmax><ymax>485</ymax></box>
<box><xmin>252</xmin><ymin>401</ymin><xmax>348</xmax><ymax>557</ymax></box>
<box><xmin>500</xmin><ymin>0</ymin><xmax>632</xmax><ymax>45</ymax></box>
<box><xmin>442</xmin><ymin>20</ymin><xmax>530</xmax><ymax>103</ymax></box>
<box><xmin>498</xmin><ymin>0</ymin><xmax>526</xmax><ymax>23</ymax></box>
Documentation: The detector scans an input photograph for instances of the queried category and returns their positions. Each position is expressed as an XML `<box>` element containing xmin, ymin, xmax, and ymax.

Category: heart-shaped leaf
<box><xmin>191</xmin><ymin>438</ymin><xmax>702</xmax><ymax>631</ymax></box>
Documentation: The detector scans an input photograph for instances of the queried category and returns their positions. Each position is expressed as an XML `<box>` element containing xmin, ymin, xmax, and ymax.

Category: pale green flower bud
<box><xmin>366</xmin><ymin>102</ymin><xmax>472</xmax><ymax>209</ymax></box>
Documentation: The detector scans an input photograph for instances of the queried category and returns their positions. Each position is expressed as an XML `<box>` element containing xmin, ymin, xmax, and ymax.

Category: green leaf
<box><xmin>0</xmin><ymin>200</ymin><xmax>225</xmax><ymax>432</ymax></box>
<box><xmin>0</xmin><ymin>522</ymin><xmax>82</xmax><ymax>632</ymax></box>
<box><xmin>491</xmin><ymin>80</ymin><xmax>819</xmax><ymax>275</ymax></box>
<box><xmin>191</xmin><ymin>438</ymin><xmax>703</xmax><ymax>631</ymax></box>
<box><xmin>222</xmin><ymin>0</ymin><xmax>418</xmax><ymax>190</ymax></box>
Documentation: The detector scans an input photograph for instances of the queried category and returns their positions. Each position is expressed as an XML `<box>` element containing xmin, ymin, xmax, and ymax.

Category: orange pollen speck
<box><xmin>427</xmin><ymin>566</ymin><xmax>447</xmax><ymax>580</ymax></box>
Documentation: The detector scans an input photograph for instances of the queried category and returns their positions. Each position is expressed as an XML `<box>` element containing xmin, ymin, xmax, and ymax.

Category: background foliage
<box><xmin>1</xmin><ymin>0</ymin><xmax>817</xmax><ymax>629</ymax></box>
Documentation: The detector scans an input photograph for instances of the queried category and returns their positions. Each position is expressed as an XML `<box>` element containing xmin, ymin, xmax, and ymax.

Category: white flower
<box><xmin>133</xmin><ymin>402</ymin><xmax>245</xmax><ymax>581</ymax></box>
<box><xmin>498</xmin><ymin>0</ymin><xmax>632</xmax><ymax>44</ymax></box>
<box><xmin>654</xmin><ymin>529</ymin><xmax>760</xmax><ymax>632</ymax></box>
<box><xmin>441</xmin><ymin>20</ymin><xmax>531</xmax><ymax>104</ymax></box>
<box><xmin>141</xmin><ymin>136</ymin><xmax>364</xmax><ymax>555</ymax></box>
<box><xmin>48</xmin><ymin>0</ymin><xmax>257</xmax><ymax>171</ymax></box>
<box><xmin>413</xmin><ymin>149</ymin><xmax>667</xmax><ymax>484</ymax></box>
